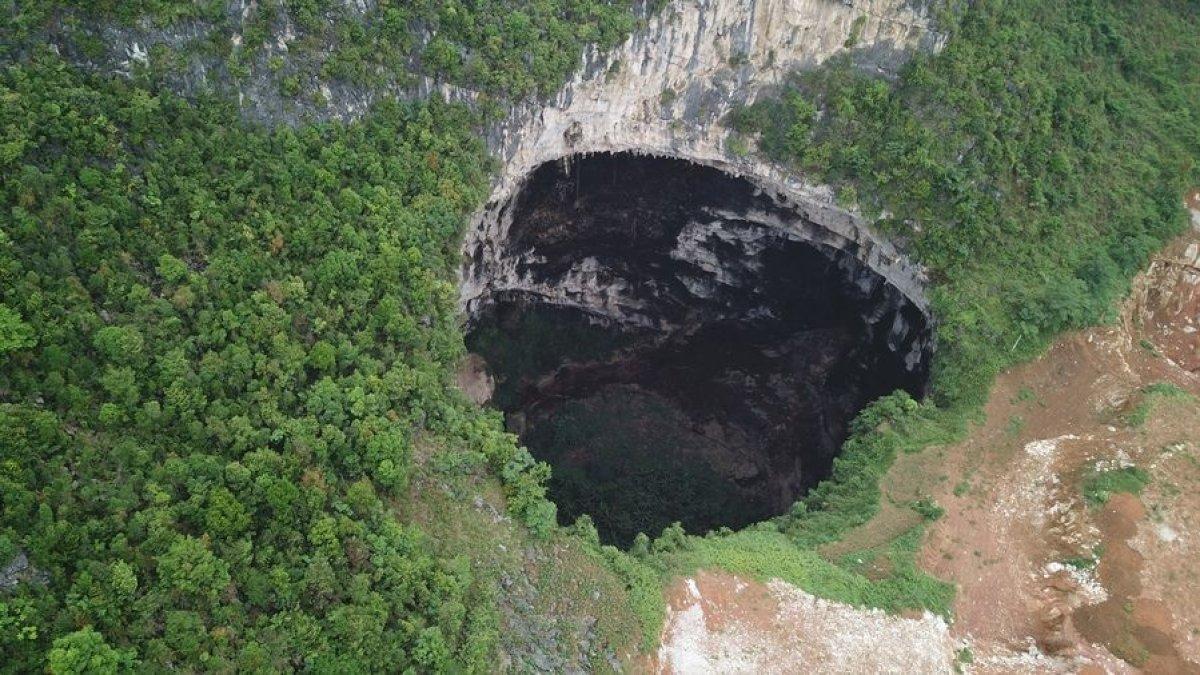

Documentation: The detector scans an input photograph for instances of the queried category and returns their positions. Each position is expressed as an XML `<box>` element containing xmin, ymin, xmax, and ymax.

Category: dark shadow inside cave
<box><xmin>465</xmin><ymin>153</ymin><xmax>933</xmax><ymax>547</ymax></box>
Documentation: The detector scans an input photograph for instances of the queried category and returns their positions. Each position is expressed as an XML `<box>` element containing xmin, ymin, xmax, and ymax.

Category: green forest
<box><xmin>2</xmin><ymin>0</ymin><xmax>1199</xmax><ymax>671</ymax></box>
<box><xmin>0</xmin><ymin>55</ymin><xmax>537</xmax><ymax>671</ymax></box>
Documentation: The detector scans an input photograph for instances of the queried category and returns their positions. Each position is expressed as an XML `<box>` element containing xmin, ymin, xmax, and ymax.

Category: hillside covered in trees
<box><xmin>1</xmin><ymin>0</ymin><xmax>1198</xmax><ymax>672</ymax></box>
<box><xmin>1</xmin><ymin>1</ymin><xmax>652</xmax><ymax>670</ymax></box>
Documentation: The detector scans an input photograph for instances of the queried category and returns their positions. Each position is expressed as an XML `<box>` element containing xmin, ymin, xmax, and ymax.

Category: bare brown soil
<box><xmin>915</xmin><ymin>224</ymin><xmax>1200</xmax><ymax>672</ymax></box>
<box><xmin>1073</xmin><ymin>494</ymin><xmax>1196</xmax><ymax>673</ymax></box>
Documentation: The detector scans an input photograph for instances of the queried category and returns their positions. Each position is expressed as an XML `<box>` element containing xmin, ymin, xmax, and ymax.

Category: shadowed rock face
<box><xmin>466</xmin><ymin>153</ymin><xmax>932</xmax><ymax>546</ymax></box>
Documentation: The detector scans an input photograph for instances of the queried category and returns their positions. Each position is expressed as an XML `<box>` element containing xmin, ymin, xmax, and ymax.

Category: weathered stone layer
<box><xmin>463</xmin><ymin>0</ymin><xmax>946</xmax><ymax>320</ymax></box>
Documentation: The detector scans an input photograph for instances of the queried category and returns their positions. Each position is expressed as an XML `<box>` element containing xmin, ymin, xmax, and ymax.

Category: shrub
<box><xmin>1082</xmin><ymin>466</ymin><xmax>1150</xmax><ymax>506</ymax></box>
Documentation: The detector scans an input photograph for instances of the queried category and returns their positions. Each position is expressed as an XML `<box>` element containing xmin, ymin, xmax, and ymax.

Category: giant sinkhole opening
<box><xmin>463</xmin><ymin>152</ymin><xmax>934</xmax><ymax>547</ymax></box>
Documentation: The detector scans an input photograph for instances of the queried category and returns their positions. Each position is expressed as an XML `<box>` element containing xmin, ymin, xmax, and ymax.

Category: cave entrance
<box><xmin>463</xmin><ymin>152</ymin><xmax>932</xmax><ymax>547</ymax></box>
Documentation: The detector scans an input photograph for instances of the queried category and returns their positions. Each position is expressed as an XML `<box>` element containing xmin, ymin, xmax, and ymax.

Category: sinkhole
<box><xmin>462</xmin><ymin>152</ymin><xmax>933</xmax><ymax>547</ymax></box>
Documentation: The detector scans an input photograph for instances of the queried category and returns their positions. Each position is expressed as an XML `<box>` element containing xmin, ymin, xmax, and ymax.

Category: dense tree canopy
<box><xmin>0</xmin><ymin>55</ymin><xmax>557</xmax><ymax>671</ymax></box>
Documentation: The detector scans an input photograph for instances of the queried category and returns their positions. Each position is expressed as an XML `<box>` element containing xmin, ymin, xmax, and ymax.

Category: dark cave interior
<box><xmin>466</xmin><ymin>153</ymin><xmax>933</xmax><ymax>547</ymax></box>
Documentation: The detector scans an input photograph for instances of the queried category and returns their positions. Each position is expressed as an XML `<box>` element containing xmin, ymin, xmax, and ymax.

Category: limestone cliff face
<box><xmin>462</xmin><ymin>0</ymin><xmax>946</xmax><ymax>323</ymax></box>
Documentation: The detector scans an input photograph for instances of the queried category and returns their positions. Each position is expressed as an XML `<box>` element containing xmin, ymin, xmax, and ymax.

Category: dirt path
<box><xmin>654</xmin><ymin>205</ymin><xmax>1200</xmax><ymax>673</ymax></box>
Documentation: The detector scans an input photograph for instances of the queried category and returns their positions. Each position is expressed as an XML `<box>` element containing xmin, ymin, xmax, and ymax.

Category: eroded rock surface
<box><xmin>465</xmin><ymin>0</ymin><xmax>947</xmax><ymax>317</ymax></box>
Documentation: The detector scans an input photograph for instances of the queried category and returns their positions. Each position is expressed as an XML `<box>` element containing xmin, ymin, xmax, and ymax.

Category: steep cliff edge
<box><xmin>464</xmin><ymin>0</ymin><xmax>946</xmax><ymax>326</ymax></box>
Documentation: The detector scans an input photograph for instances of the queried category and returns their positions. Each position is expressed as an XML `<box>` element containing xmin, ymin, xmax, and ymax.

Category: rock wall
<box><xmin>463</xmin><ymin>0</ymin><xmax>946</xmax><ymax>321</ymax></box>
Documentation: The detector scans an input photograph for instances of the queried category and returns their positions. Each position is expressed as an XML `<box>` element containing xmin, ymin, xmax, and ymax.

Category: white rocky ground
<box><xmin>657</xmin><ymin>572</ymin><xmax>956</xmax><ymax>673</ymax></box>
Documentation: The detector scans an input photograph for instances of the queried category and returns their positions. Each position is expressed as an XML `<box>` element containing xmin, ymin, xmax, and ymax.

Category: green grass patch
<box><xmin>1061</xmin><ymin>543</ymin><xmax>1104</xmax><ymax>570</ymax></box>
<box><xmin>662</xmin><ymin>525</ymin><xmax>954</xmax><ymax>617</ymax></box>
<box><xmin>1083</xmin><ymin>466</ymin><xmax>1150</xmax><ymax>506</ymax></box>
<box><xmin>590</xmin><ymin>544</ymin><xmax>667</xmax><ymax>651</ymax></box>
<box><xmin>910</xmin><ymin>497</ymin><xmax>945</xmax><ymax>521</ymax></box>
<box><xmin>1142</xmin><ymin>382</ymin><xmax>1193</xmax><ymax>399</ymax></box>
<box><xmin>1011</xmin><ymin>387</ymin><xmax>1037</xmax><ymax>404</ymax></box>
<box><xmin>1126</xmin><ymin>382</ymin><xmax>1195</xmax><ymax>427</ymax></box>
<box><xmin>955</xmin><ymin>646</ymin><xmax>975</xmax><ymax>672</ymax></box>
<box><xmin>1139</xmin><ymin>339</ymin><xmax>1161</xmax><ymax>357</ymax></box>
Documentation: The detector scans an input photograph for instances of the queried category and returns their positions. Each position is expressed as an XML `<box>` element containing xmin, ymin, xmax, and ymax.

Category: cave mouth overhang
<box><xmin>460</xmin><ymin>151</ymin><xmax>934</xmax><ymax>546</ymax></box>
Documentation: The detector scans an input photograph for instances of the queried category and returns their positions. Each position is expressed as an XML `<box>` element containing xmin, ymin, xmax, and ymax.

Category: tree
<box><xmin>155</xmin><ymin>537</ymin><xmax>231</xmax><ymax>605</ymax></box>
<box><xmin>92</xmin><ymin>326</ymin><xmax>144</xmax><ymax>364</ymax></box>
<box><xmin>204</xmin><ymin>487</ymin><xmax>251</xmax><ymax>539</ymax></box>
<box><xmin>0</xmin><ymin>304</ymin><xmax>35</xmax><ymax>357</ymax></box>
<box><xmin>47</xmin><ymin>627</ymin><xmax>127</xmax><ymax>674</ymax></box>
<box><xmin>307</xmin><ymin>340</ymin><xmax>337</xmax><ymax>372</ymax></box>
<box><xmin>365</xmin><ymin>429</ymin><xmax>412</xmax><ymax>490</ymax></box>
<box><xmin>155</xmin><ymin>254</ymin><xmax>188</xmax><ymax>284</ymax></box>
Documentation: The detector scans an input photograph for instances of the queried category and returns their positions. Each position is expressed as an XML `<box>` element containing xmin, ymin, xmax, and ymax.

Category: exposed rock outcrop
<box><xmin>466</xmin><ymin>152</ymin><xmax>933</xmax><ymax>375</ymax></box>
<box><xmin>464</xmin><ymin>0</ymin><xmax>946</xmax><ymax>325</ymax></box>
<box><xmin>1</xmin><ymin>551</ymin><xmax>47</xmax><ymax>593</ymax></box>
